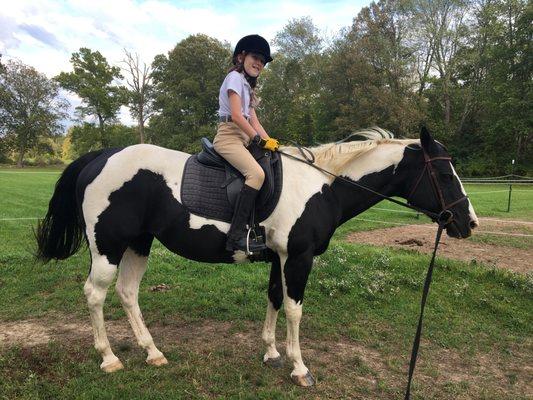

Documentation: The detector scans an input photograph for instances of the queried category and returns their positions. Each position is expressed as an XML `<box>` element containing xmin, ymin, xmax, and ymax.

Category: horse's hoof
<box><xmin>291</xmin><ymin>371</ymin><xmax>316</xmax><ymax>387</ymax></box>
<box><xmin>146</xmin><ymin>355</ymin><xmax>168</xmax><ymax>367</ymax></box>
<box><xmin>263</xmin><ymin>355</ymin><xmax>284</xmax><ymax>368</ymax></box>
<box><xmin>101</xmin><ymin>359</ymin><xmax>124</xmax><ymax>373</ymax></box>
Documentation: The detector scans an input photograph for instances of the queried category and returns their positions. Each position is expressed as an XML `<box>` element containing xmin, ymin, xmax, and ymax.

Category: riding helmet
<box><xmin>233</xmin><ymin>34</ymin><xmax>273</xmax><ymax>64</ymax></box>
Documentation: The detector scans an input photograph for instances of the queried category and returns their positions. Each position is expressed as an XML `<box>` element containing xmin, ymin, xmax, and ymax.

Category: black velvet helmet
<box><xmin>233</xmin><ymin>34</ymin><xmax>273</xmax><ymax>64</ymax></box>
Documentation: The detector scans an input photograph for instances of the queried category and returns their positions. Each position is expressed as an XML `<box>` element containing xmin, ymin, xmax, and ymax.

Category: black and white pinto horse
<box><xmin>36</xmin><ymin>127</ymin><xmax>478</xmax><ymax>386</ymax></box>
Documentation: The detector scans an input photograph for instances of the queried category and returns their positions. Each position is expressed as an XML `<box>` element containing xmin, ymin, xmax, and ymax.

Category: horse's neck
<box><xmin>330</xmin><ymin>143</ymin><xmax>407</xmax><ymax>225</ymax></box>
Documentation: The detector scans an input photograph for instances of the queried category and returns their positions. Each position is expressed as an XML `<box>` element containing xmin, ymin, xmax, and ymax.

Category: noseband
<box><xmin>407</xmin><ymin>150</ymin><xmax>469</xmax><ymax>226</ymax></box>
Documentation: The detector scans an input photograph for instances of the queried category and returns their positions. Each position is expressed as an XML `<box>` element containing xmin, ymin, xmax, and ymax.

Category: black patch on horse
<box><xmin>94</xmin><ymin>169</ymin><xmax>235</xmax><ymax>265</ymax></box>
<box><xmin>180</xmin><ymin>139</ymin><xmax>283</xmax><ymax>222</ymax></box>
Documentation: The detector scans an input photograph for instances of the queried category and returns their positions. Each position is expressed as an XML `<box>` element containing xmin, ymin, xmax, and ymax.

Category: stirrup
<box><xmin>245</xmin><ymin>226</ymin><xmax>267</xmax><ymax>255</ymax></box>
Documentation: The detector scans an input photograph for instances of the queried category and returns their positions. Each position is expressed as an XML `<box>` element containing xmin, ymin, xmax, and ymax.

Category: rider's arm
<box><xmin>249</xmin><ymin>108</ymin><xmax>269</xmax><ymax>140</ymax></box>
<box><xmin>228</xmin><ymin>91</ymin><xmax>258</xmax><ymax>140</ymax></box>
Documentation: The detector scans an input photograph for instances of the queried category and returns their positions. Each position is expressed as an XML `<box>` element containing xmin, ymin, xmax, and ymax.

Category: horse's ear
<box><xmin>420</xmin><ymin>126</ymin><xmax>434</xmax><ymax>151</ymax></box>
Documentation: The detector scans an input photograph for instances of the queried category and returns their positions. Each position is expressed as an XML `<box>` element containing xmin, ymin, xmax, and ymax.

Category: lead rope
<box><xmin>404</xmin><ymin>219</ymin><xmax>445</xmax><ymax>399</ymax></box>
<box><xmin>276</xmin><ymin>143</ymin><xmax>453</xmax><ymax>399</ymax></box>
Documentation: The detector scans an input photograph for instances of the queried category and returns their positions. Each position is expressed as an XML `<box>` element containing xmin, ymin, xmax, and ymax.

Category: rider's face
<box><xmin>242</xmin><ymin>52</ymin><xmax>265</xmax><ymax>77</ymax></box>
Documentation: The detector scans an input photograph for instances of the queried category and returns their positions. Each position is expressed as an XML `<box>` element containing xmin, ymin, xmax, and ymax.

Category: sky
<box><xmin>0</xmin><ymin>0</ymin><xmax>367</xmax><ymax>126</ymax></box>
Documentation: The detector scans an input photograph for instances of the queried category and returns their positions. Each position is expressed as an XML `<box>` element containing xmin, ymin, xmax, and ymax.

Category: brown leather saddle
<box><xmin>180</xmin><ymin>138</ymin><xmax>283</xmax><ymax>223</ymax></box>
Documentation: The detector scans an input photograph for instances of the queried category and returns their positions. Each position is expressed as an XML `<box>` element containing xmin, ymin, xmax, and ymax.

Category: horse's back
<box><xmin>76</xmin><ymin>144</ymin><xmax>190</xmax><ymax>204</ymax></box>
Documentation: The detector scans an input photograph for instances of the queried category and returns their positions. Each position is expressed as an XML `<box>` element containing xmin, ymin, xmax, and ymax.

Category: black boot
<box><xmin>226</xmin><ymin>185</ymin><xmax>267</xmax><ymax>253</ymax></box>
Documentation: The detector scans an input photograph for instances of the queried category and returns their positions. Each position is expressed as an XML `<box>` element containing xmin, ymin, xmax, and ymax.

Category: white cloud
<box><xmin>1</xmin><ymin>0</ymin><xmax>365</xmax><ymax>127</ymax></box>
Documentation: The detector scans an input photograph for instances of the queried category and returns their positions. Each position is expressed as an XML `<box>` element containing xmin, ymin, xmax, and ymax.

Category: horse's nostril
<box><xmin>470</xmin><ymin>220</ymin><xmax>479</xmax><ymax>229</ymax></box>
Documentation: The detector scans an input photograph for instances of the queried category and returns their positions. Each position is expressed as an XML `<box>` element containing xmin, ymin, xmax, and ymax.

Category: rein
<box><xmin>277</xmin><ymin>143</ymin><xmax>468</xmax><ymax>399</ymax></box>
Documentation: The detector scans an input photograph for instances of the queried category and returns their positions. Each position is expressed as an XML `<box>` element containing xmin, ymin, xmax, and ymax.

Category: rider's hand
<box><xmin>252</xmin><ymin>135</ymin><xmax>279</xmax><ymax>151</ymax></box>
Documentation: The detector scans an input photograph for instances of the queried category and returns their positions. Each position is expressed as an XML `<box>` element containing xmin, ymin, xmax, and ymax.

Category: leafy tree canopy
<box><xmin>0</xmin><ymin>59</ymin><xmax>68</xmax><ymax>166</ymax></box>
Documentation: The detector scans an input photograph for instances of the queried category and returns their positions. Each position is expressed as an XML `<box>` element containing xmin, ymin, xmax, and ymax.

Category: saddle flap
<box><xmin>181</xmin><ymin>140</ymin><xmax>283</xmax><ymax>223</ymax></box>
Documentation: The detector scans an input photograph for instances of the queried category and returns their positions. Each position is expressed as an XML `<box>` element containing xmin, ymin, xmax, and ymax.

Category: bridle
<box><xmin>277</xmin><ymin>142</ymin><xmax>471</xmax><ymax>400</ymax></box>
<box><xmin>406</xmin><ymin>150</ymin><xmax>469</xmax><ymax>226</ymax></box>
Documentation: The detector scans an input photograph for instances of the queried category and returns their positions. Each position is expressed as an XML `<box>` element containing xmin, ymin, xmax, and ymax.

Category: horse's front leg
<box><xmin>262</xmin><ymin>253</ymin><xmax>284</xmax><ymax>367</ymax></box>
<box><xmin>281</xmin><ymin>250</ymin><xmax>316</xmax><ymax>386</ymax></box>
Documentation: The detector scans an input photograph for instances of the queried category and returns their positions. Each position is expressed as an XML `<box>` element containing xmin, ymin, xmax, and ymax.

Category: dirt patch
<box><xmin>347</xmin><ymin>217</ymin><xmax>532</xmax><ymax>274</ymax></box>
<box><xmin>1</xmin><ymin>317</ymin><xmax>531</xmax><ymax>399</ymax></box>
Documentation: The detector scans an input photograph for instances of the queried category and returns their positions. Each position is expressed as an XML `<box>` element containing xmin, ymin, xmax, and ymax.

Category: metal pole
<box><xmin>507</xmin><ymin>184</ymin><xmax>512</xmax><ymax>212</ymax></box>
<box><xmin>507</xmin><ymin>159</ymin><xmax>515</xmax><ymax>212</ymax></box>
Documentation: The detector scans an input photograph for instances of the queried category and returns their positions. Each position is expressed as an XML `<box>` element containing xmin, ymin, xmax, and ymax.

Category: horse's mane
<box><xmin>281</xmin><ymin>127</ymin><xmax>419</xmax><ymax>174</ymax></box>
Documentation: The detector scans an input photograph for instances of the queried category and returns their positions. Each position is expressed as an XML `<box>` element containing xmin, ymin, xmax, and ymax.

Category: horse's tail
<box><xmin>35</xmin><ymin>150</ymin><xmax>105</xmax><ymax>263</ymax></box>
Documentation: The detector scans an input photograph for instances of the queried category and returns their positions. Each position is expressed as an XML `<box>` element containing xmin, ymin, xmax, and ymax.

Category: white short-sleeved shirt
<box><xmin>218</xmin><ymin>71</ymin><xmax>252</xmax><ymax>118</ymax></box>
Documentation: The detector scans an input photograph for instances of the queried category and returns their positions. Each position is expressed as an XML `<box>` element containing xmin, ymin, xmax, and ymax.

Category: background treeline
<box><xmin>0</xmin><ymin>0</ymin><xmax>531</xmax><ymax>175</ymax></box>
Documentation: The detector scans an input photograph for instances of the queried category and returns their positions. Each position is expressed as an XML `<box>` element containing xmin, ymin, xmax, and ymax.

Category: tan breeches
<box><xmin>213</xmin><ymin>122</ymin><xmax>265</xmax><ymax>190</ymax></box>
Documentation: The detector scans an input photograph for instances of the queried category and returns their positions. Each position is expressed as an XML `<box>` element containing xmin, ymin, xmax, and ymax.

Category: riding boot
<box><xmin>226</xmin><ymin>184</ymin><xmax>267</xmax><ymax>253</ymax></box>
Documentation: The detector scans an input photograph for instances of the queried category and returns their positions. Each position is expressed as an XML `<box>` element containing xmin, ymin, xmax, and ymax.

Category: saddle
<box><xmin>181</xmin><ymin>138</ymin><xmax>283</xmax><ymax>223</ymax></box>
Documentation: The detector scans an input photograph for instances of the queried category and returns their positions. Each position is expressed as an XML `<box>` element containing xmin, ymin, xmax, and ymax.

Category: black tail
<box><xmin>35</xmin><ymin>150</ymin><xmax>105</xmax><ymax>263</ymax></box>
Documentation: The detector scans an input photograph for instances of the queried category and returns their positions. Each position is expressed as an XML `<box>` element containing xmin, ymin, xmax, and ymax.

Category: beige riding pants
<box><xmin>213</xmin><ymin>122</ymin><xmax>265</xmax><ymax>190</ymax></box>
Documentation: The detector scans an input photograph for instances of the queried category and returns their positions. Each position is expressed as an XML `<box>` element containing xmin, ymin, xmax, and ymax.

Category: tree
<box><xmin>0</xmin><ymin>60</ymin><xmax>68</xmax><ymax>166</ymax></box>
<box><xmin>56</xmin><ymin>48</ymin><xmax>126</xmax><ymax>147</ymax></box>
<box><xmin>273</xmin><ymin>16</ymin><xmax>323</xmax><ymax>59</ymax></box>
<box><xmin>318</xmin><ymin>0</ymin><xmax>422</xmax><ymax>138</ymax></box>
<box><xmin>149</xmin><ymin>34</ymin><xmax>231</xmax><ymax>152</ymax></box>
<box><xmin>67</xmin><ymin>123</ymin><xmax>138</xmax><ymax>157</ymax></box>
<box><xmin>122</xmin><ymin>50</ymin><xmax>154</xmax><ymax>143</ymax></box>
<box><xmin>406</xmin><ymin>0</ymin><xmax>471</xmax><ymax>133</ymax></box>
<box><xmin>451</xmin><ymin>0</ymin><xmax>532</xmax><ymax>173</ymax></box>
<box><xmin>260</xmin><ymin>17</ymin><xmax>326</xmax><ymax>145</ymax></box>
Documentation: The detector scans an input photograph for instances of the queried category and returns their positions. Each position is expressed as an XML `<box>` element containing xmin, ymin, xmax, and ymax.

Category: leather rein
<box><xmin>277</xmin><ymin>144</ymin><xmax>468</xmax><ymax>399</ymax></box>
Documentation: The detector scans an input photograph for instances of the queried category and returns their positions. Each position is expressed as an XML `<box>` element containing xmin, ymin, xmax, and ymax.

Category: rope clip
<box><xmin>437</xmin><ymin>210</ymin><xmax>454</xmax><ymax>226</ymax></box>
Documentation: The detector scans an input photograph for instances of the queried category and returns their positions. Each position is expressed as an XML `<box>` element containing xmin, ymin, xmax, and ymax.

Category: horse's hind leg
<box><xmin>116</xmin><ymin>241</ymin><xmax>168</xmax><ymax>366</ymax></box>
<box><xmin>84</xmin><ymin>253</ymin><xmax>123</xmax><ymax>372</ymax></box>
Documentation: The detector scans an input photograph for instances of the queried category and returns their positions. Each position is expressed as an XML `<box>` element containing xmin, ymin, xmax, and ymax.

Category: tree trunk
<box><xmin>138</xmin><ymin>108</ymin><xmax>145</xmax><ymax>143</ymax></box>
<box><xmin>17</xmin><ymin>146</ymin><xmax>25</xmax><ymax>168</ymax></box>
<box><xmin>138</xmin><ymin>119</ymin><xmax>145</xmax><ymax>144</ymax></box>
<box><xmin>98</xmin><ymin>114</ymin><xmax>107</xmax><ymax>148</ymax></box>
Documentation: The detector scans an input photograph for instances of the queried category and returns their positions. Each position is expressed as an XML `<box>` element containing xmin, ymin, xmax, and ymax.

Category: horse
<box><xmin>36</xmin><ymin>127</ymin><xmax>478</xmax><ymax>386</ymax></box>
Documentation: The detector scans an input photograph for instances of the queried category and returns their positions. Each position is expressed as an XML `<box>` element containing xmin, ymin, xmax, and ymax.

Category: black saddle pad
<box><xmin>180</xmin><ymin>153</ymin><xmax>283</xmax><ymax>223</ymax></box>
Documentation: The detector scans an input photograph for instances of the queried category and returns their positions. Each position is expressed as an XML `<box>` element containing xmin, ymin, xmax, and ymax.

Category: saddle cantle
<box><xmin>180</xmin><ymin>138</ymin><xmax>283</xmax><ymax>223</ymax></box>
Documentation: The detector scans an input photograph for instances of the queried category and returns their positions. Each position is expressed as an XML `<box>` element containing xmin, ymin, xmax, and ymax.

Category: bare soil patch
<box><xmin>1</xmin><ymin>317</ymin><xmax>531</xmax><ymax>399</ymax></box>
<box><xmin>347</xmin><ymin>217</ymin><xmax>532</xmax><ymax>274</ymax></box>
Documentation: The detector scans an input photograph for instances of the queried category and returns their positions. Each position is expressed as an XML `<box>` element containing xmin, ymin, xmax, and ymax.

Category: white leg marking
<box><xmin>116</xmin><ymin>248</ymin><xmax>167</xmax><ymax>365</ymax></box>
<box><xmin>84</xmin><ymin>255</ymin><xmax>122</xmax><ymax>372</ymax></box>
<box><xmin>279</xmin><ymin>253</ymin><xmax>309</xmax><ymax>377</ymax></box>
<box><xmin>284</xmin><ymin>298</ymin><xmax>308</xmax><ymax>377</ymax></box>
<box><xmin>262</xmin><ymin>301</ymin><xmax>281</xmax><ymax>362</ymax></box>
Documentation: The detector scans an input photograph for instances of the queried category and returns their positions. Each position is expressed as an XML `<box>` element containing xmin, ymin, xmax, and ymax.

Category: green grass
<box><xmin>1</xmin><ymin>169</ymin><xmax>532</xmax><ymax>399</ymax></box>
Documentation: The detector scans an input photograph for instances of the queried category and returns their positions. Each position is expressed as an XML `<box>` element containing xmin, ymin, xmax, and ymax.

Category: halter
<box><xmin>406</xmin><ymin>150</ymin><xmax>469</xmax><ymax>225</ymax></box>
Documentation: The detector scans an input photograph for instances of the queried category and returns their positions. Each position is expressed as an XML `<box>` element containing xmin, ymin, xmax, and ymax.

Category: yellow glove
<box><xmin>262</xmin><ymin>137</ymin><xmax>279</xmax><ymax>151</ymax></box>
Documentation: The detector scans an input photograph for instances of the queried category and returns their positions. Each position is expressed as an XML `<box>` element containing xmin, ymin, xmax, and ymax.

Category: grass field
<box><xmin>0</xmin><ymin>168</ymin><xmax>532</xmax><ymax>399</ymax></box>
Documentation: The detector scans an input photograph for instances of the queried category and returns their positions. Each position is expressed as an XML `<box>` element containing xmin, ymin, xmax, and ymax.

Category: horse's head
<box><xmin>400</xmin><ymin>127</ymin><xmax>479</xmax><ymax>238</ymax></box>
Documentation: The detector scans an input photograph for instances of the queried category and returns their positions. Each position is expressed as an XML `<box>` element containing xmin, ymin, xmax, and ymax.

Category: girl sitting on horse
<box><xmin>213</xmin><ymin>34</ymin><xmax>279</xmax><ymax>253</ymax></box>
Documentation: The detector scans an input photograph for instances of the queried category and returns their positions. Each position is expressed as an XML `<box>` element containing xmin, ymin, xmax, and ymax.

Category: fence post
<box><xmin>507</xmin><ymin>159</ymin><xmax>515</xmax><ymax>212</ymax></box>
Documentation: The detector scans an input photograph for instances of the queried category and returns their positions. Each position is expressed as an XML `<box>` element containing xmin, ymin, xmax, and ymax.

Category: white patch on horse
<box><xmin>83</xmin><ymin>144</ymin><xmax>190</xmax><ymax>254</ymax></box>
<box><xmin>451</xmin><ymin>164</ymin><xmax>479</xmax><ymax>225</ymax></box>
<box><xmin>262</xmin><ymin>156</ymin><xmax>331</xmax><ymax>252</ymax></box>
<box><xmin>188</xmin><ymin>213</ymin><xmax>229</xmax><ymax>232</ymax></box>
<box><xmin>343</xmin><ymin>143</ymin><xmax>407</xmax><ymax>181</ymax></box>
<box><xmin>232</xmin><ymin>250</ymin><xmax>249</xmax><ymax>263</ymax></box>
